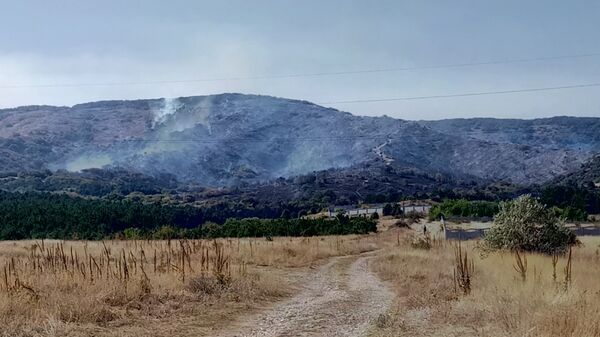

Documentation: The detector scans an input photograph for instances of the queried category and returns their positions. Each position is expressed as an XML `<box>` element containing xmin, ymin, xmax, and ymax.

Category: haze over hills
<box><xmin>0</xmin><ymin>93</ymin><xmax>598</xmax><ymax>190</ymax></box>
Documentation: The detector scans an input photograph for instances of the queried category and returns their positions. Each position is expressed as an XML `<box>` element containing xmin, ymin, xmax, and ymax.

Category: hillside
<box><xmin>549</xmin><ymin>155</ymin><xmax>600</xmax><ymax>188</ymax></box>
<box><xmin>0</xmin><ymin>94</ymin><xmax>598</xmax><ymax>187</ymax></box>
<box><xmin>422</xmin><ymin>117</ymin><xmax>600</xmax><ymax>151</ymax></box>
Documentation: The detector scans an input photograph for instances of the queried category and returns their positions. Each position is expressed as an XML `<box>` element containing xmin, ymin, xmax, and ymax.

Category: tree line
<box><xmin>0</xmin><ymin>191</ymin><xmax>375</xmax><ymax>240</ymax></box>
<box><xmin>123</xmin><ymin>216</ymin><xmax>376</xmax><ymax>240</ymax></box>
<box><xmin>427</xmin><ymin>185</ymin><xmax>600</xmax><ymax>222</ymax></box>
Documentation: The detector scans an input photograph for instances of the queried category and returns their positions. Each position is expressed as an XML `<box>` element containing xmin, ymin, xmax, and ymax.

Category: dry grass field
<box><xmin>0</xmin><ymin>235</ymin><xmax>380</xmax><ymax>337</ymax></box>
<box><xmin>370</xmin><ymin>232</ymin><xmax>600</xmax><ymax>337</ymax></box>
<box><xmin>2</xmin><ymin>223</ymin><xmax>600</xmax><ymax>337</ymax></box>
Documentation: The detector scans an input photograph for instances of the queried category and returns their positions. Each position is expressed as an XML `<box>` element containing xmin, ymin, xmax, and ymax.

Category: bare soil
<box><xmin>216</xmin><ymin>252</ymin><xmax>393</xmax><ymax>337</ymax></box>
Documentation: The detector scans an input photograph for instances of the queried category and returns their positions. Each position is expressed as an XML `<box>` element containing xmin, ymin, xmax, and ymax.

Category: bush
<box><xmin>404</xmin><ymin>211</ymin><xmax>423</xmax><ymax>225</ymax></box>
<box><xmin>370</xmin><ymin>212</ymin><xmax>379</xmax><ymax>220</ymax></box>
<box><xmin>187</xmin><ymin>275</ymin><xmax>223</xmax><ymax>295</ymax></box>
<box><xmin>123</xmin><ymin>227</ymin><xmax>144</xmax><ymax>240</ymax></box>
<box><xmin>482</xmin><ymin>195</ymin><xmax>578</xmax><ymax>254</ymax></box>
<box><xmin>152</xmin><ymin>226</ymin><xmax>178</xmax><ymax>240</ymax></box>
<box><xmin>410</xmin><ymin>234</ymin><xmax>431</xmax><ymax>250</ymax></box>
<box><xmin>393</xmin><ymin>219</ymin><xmax>410</xmax><ymax>228</ymax></box>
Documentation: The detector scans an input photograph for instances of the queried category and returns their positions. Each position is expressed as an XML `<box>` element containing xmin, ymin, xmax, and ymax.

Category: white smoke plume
<box><xmin>64</xmin><ymin>154</ymin><xmax>113</xmax><ymax>172</ymax></box>
<box><xmin>153</xmin><ymin>97</ymin><xmax>181</xmax><ymax>128</ymax></box>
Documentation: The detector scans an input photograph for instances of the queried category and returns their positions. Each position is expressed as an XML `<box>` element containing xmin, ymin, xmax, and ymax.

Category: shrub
<box><xmin>152</xmin><ymin>226</ymin><xmax>178</xmax><ymax>240</ymax></box>
<box><xmin>370</xmin><ymin>212</ymin><xmax>380</xmax><ymax>220</ymax></box>
<box><xmin>482</xmin><ymin>195</ymin><xmax>578</xmax><ymax>254</ymax></box>
<box><xmin>404</xmin><ymin>211</ymin><xmax>423</xmax><ymax>225</ymax></box>
<box><xmin>393</xmin><ymin>219</ymin><xmax>409</xmax><ymax>228</ymax></box>
<box><xmin>123</xmin><ymin>227</ymin><xmax>144</xmax><ymax>240</ymax></box>
<box><xmin>187</xmin><ymin>275</ymin><xmax>222</xmax><ymax>295</ymax></box>
<box><xmin>411</xmin><ymin>234</ymin><xmax>432</xmax><ymax>250</ymax></box>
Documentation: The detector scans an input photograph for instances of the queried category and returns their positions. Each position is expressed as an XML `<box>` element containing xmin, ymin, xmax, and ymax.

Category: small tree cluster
<box><xmin>382</xmin><ymin>203</ymin><xmax>404</xmax><ymax>217</ymax></box>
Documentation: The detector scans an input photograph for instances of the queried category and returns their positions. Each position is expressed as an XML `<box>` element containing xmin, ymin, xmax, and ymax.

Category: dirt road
<box><xmin>217</xmin><ymin>252</ymin><xmax>392</xmax><ymax>337</ymax></box>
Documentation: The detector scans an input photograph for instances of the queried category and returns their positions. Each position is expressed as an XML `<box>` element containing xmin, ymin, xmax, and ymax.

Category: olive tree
<box><xmin>482</xmin><ymin>195</ymin><xmax>578</xmax><ymax>254</ymax></box>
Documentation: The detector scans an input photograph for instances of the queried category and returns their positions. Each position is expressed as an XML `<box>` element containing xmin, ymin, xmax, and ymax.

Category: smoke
<box><xmin>64</xmin><ymin>154</ymin><xmax>113</xmax><ymax>172</ymax></box>
<box><xmin>151</xmin><ymin>97</ymin><xmax>212</xmax><ymax>133</ymax></box>
<box><xmin>141</xmin><ymin>96</ymin><xmax>215</xmax><ymax>157</ymax></box>
<box><xmin>187</xmin><ymin>97</ymin><xmax>213</xmax><ymax>135</ymax></box>
<box><xmin>153</xmin><ymin>98</ymin><xmax>182</xmax><ymax>128</ymax></box>
<box><xmin>279</xmin><ymin>142</ymin><xmax>352</xmax><ymax>177</ymax></box>
<box><xmin>58</xmin><ymin>96</ymin><xmax>218</xmax><ymax>179</ymax></box>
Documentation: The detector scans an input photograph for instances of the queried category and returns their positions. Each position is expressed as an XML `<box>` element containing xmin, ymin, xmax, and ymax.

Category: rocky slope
<box><xmin>0</xmin><ymin>93</ymin><xmax>598</xmax><ymax>186</ymax></box>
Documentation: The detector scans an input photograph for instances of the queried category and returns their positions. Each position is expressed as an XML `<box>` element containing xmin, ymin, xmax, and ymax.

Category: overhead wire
<box><xmin>1</xmin><ymin>52</ymin><xmax>599</xmax><ymax>89</ymax></box>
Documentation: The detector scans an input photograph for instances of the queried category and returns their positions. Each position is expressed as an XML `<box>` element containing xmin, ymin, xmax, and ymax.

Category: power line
<box><xmin>317</xmin><ymin>82</ymin><xmax>600</xmax><ymax>105</ymax></box>
<box><xmin>1</xmin><ymin>52</ymin><xmax>600</xmax><ymax>89</ymax></box>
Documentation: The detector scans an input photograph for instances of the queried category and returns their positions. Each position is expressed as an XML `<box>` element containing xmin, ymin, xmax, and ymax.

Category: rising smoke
<box><xmin>64</xmin><ymin>154</ymin><xmax>113</xmax><ymax>172</ymax></box>
<box><xmin>152</xmin><ymin>97</ymin><xmax>182</xmax><ymax>128</ymax></box>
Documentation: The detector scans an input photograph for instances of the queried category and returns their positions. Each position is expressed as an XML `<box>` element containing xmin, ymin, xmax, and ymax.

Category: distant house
<box><xmin>325</xmin><ymin>201</ymin><xmax>434</xmax><ymax>218</ymax></box>
<box><xmin>397</xmin><ymin>200</ymin><xmax>433</xmax><ymax>215</ymax></box>
<box><xmin>595</xmin><ymin>181</ymin><xmax>600</xmax><ymax>189</ymax></box>
<box><xmin>327</xmin><ymin>204</ymin><xmax>384</xmax><ymax>218</ymax></box>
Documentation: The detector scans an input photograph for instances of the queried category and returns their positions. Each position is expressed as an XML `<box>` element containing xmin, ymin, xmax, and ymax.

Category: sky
<box><xmin>1</xmin><ymin>0</ymin><xmax>599</xmax><ymax>120</ymax></box>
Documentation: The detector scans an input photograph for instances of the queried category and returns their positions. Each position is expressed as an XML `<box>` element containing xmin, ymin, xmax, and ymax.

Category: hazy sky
<box><xmin>1</xmin><ymin>0</ymin><xmax>599</xmax><ymax>119</ymax></box>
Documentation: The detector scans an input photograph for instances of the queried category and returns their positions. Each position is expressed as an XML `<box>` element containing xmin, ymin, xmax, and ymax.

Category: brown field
<box><xmin>369</xmin><ymin>233</ymin><xmax>600</xmax><ymax>337</ymax></box>
<box><xmin>2</xmin><ymin>222</ymin><xmax>600</xmax><ymax>337</ymax></box>
<box><xmin>0</xmin><ymin>235</ymin><xmax>380</xmax><ymax>337</ymax></box>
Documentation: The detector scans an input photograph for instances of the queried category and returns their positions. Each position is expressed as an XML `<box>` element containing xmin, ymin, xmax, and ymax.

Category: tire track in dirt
<box><xmin>217</xmin><ymin>252</ymin><xmax>392</xmax><ymax>337</ymax></box>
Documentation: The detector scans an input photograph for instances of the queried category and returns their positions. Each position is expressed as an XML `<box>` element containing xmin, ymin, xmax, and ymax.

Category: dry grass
<box><xmin>5</xmin><ymin>226</ymin><xmax>600</xmax><ymax>337</ymax></box>
<box><xmin>0</xmin><ymin>234</ymin><xmax>380</xmax><ymax>337</ymax></box>
<box><xmin>370</xmin><ymin>232</ymin><xmax>600</xmax><ymax>337</ymax></box>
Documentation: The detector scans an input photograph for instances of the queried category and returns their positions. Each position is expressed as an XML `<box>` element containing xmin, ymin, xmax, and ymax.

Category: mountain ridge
<box><xmin>0</xmin><ymin>93</ymin><xmax>598</xmax><ymax>187</ymax></box>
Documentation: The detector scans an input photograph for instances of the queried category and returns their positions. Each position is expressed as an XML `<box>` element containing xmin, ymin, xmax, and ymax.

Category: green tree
<box><xmin>483</xmin><ymin>195</ymin><xmax>578</xmax><ymax>254</ymax></box>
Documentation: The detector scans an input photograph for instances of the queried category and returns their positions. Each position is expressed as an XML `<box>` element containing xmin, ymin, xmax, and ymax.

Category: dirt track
<box><xmin>217</xmin><ymin>252</ymin><xmax>392</xmax><ymax>337</ymax></box>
